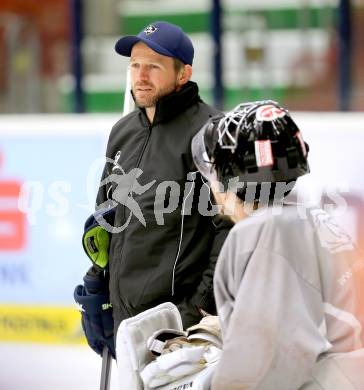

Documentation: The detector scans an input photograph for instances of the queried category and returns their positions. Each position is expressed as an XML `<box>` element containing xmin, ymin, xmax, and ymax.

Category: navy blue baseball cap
<box><xmin>115</xmin><ymin>21</ymin><xmax>194</xmax><ymax>65</ymax></box>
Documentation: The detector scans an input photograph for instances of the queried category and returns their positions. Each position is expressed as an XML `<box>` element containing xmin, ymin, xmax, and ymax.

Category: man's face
<box><xmin>130</xmin><ymin>42</ymin><xmax>183</xmax><ymax>108</ymax></box>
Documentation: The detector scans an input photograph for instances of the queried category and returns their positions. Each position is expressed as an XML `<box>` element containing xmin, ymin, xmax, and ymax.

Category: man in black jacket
<box><xmin>77</xmin><ymin>21</ymin><xmax>231</xmax><ymax>357</ymax></box>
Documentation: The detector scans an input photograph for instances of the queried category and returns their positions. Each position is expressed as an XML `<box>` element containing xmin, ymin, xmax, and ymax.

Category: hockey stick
<box><xmin>122</xmin><ymin>67</ymin><xmax>134</xmax><ymax>117</ymax></box>
<box><xmin>98</xmin><ymin>67</ymin><xmax>135</xmax><ymax>390</ymax></box>
<box><xmin>100</xmin><ymin>346</ymin><xmax>112</xmax><ymax>390</ymax></box>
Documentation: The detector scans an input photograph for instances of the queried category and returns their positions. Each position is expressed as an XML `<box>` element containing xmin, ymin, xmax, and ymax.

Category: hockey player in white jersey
<box><xmin>191</xmin><ymin>100</ymin><xmax>364</xmax><ymax>389</ymax></box>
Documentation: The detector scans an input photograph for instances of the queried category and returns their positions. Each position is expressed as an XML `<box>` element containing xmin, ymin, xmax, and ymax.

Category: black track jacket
<box><xmin>96</xmin><ymin>81</ymin><xmax>232</xmax><ymax>330</ymax></box>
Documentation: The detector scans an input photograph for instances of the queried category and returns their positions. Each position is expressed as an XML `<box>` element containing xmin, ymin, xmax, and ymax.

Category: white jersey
<box><xmin>212</xmin><ymin>204</ymin><xmax>364</xmax><ymax>390</ymax></box>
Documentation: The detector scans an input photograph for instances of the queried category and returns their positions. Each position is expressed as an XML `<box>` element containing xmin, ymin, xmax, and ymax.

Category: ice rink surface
<box><xmin>0</xmin><ymin>343</ymin><xmax>119</xmax><ymax>390</ymax></box>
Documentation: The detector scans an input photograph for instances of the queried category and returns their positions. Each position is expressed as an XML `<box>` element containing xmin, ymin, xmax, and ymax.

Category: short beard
<box><xmin>133</xmin><ymin>82</ymin><xmax>178</xmax><ymax>108</ymax></box>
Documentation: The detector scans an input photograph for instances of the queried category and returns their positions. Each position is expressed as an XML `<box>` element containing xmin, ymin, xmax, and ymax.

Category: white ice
<box><xmin>0</xmin><ymin>343</ymin><xmax>119</xmax><ymax>390</ymax></box>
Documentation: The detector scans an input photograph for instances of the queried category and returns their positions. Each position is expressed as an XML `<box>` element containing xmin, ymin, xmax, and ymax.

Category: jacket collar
<box><xmin>136</xmin><ymin>81</ymin><xmax>201</xmax><ymax>126</ymax></box>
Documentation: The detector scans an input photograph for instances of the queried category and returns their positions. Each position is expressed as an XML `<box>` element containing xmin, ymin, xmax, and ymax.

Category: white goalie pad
<box><xmin>115</xmin><ymin>303</ymin><xmax>221</xmax><ymax>390</ymax></box>
<box><xmin>155</xmin><ymin>362</ymin><xmax>218</xmax><ymax>390</ymax></box>
<box><xmin>116</xmin><ymin>302</ymin><xmax>183</xmax><ymax>390</ymax></box>
<box><xmin>141</xmin><ymin>346</ymin><xmax>220</xmax><ymax>390</ymax></box>
<box><xmin>141</xmin><ymin>315</ymin><xmax>222</xmax><ymax>389</ymax></box>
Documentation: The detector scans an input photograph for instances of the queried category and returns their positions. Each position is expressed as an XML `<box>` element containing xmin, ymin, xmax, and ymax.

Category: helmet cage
<box><xmin>191</xmin><ymin>100</ymin><xmax>309</xmax><ymax>194</ymax></box>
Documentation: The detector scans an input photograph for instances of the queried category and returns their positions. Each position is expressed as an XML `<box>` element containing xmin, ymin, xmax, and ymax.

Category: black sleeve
<box><xmin>95</xmin><ymin>121</ymin><xmax>121</xmax><ymax>210</ymax></box>
<box><xmin>175</xmin><ymin>146</ymin><xmax>233</xmax><ymax>328</ymax></box>
<box><xmin>176</xmin><ymin>213</ymin><xmax>233</xmax><ymax>328</ymax></box>
<box><xmin>95</xmin><ymin>163</ymin><xmax>111</xmax><ymax>209</ymax></box>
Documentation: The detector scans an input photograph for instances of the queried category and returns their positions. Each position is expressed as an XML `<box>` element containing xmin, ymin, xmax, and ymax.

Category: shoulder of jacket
<box><xmin>185</xmin><ymin>102</ymin><xmax>222</xmax><ymax>131</ymax></box>
<box><xmin>230</xmin><ymin>205</ymin><xmax>303</xmax><ymax>238</ymax></box>
<box><xmin>195</xmin><ymin>101</ymin><xmax>222</xmax><ymax>117</ymax></box>
<box><xmin>110</xmin><ymin>110</ymin><xmax>140</xmax><ymax>134</ymax></box>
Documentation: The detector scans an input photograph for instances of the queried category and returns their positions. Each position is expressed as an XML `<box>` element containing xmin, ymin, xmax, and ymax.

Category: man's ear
<box><xmin>178</xmin><ymin>65</ymin><xmax>193</xmax><ymax>86</ymax></box>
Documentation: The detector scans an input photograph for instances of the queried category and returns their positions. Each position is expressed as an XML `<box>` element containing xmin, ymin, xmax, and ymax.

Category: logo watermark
<box><xmin>17</xmin><ymin>156</ymin><xmax>351</xmax><ymax>231</ymax></box>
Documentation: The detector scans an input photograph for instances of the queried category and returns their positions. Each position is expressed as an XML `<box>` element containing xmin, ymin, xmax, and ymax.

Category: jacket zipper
<box><xmin>171</xmin><ymin>171</ymin><xmax>198</xmax><ymax>296</ymax></box>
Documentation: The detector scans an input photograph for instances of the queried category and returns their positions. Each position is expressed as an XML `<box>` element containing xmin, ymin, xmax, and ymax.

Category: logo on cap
<box><xmin>144</xmin><ymin>25</ymin><xmax>157</xmax><ymax>35</ymax></box>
